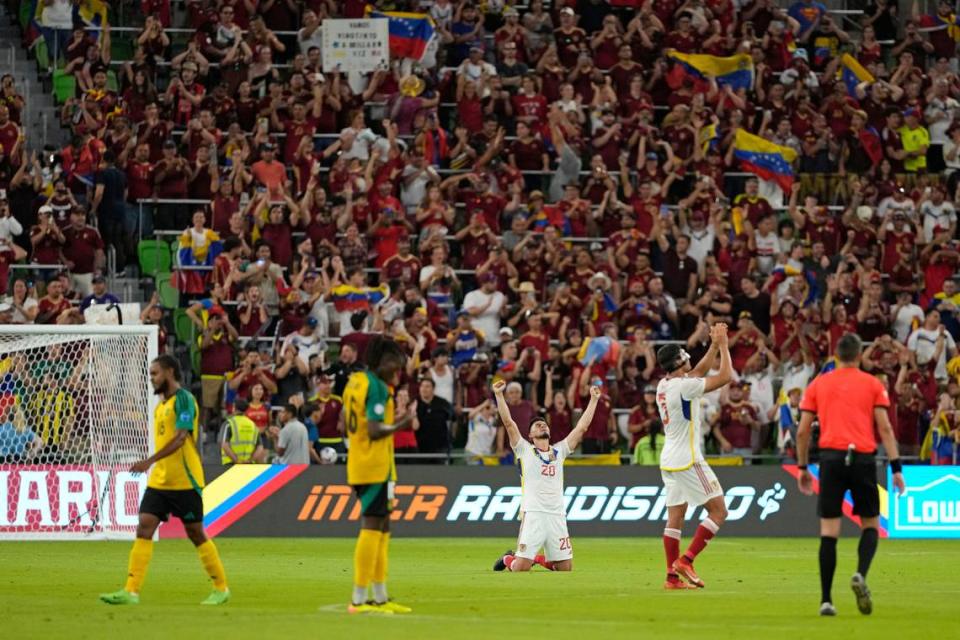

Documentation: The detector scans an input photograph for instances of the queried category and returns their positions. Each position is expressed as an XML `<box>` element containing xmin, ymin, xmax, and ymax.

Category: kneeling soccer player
<box><xmin>655</xmin><ymin>324</ymin><xmax>733</xmax><ymax>590</ymax></box>
<box><xmin>100</xmin><ymin>355</ymin><xmax>229</xmax><ymax>605</ymax></box>
<box><xmin>343</xmin><ymin>337</ymin><xmax>418</xmax><ymax>614</ymax></box>
<box><xmin>492</xmin><ymin>379</ymin><xmax>601</xmax><ymax>572</ymax></box>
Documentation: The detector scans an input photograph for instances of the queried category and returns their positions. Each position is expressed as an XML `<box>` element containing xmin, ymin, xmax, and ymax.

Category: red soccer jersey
<box><xmin>800</xmin><ymin>367</ymin><xmax>889</xmax><ymax>453</ymax></box>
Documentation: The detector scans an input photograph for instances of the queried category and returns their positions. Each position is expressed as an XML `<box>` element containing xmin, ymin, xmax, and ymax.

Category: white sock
<box><xmin>372</xmin><ymin>582</ymin><xmax>388</xmax><ymax>604</ymax></box>
<box><xmin>351</xmin><ymin>586</ymin><xmax>367</xmax><ymax>606</ymax></box>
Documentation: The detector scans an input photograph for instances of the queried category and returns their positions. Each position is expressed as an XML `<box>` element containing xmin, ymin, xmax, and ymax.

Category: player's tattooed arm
<box><xmin>492</xmin><ymin>380</ymin><xmax>522</xmax><ymax>448</ymax></box>
<box><xmin>566</xmin><ymin>385</ymin><xmax>601</xmax><ymax>451</ymax></box>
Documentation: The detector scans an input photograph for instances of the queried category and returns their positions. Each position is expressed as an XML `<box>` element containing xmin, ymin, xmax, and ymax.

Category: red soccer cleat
<box><xmin>664</xmin><ymin>578</ymin><xmax>698</xmax><ymax>590</ymax></box>
<box><xmin>672</xmin><ymin>557</ymin><xmax>705</xmax><ymax>588</ymax></box>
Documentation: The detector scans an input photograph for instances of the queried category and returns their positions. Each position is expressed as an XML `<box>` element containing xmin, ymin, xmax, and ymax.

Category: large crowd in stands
<box><xmin>0</xmin><ymin>0</ymin><xmax>959</xmax><ymax>466</ymax></box>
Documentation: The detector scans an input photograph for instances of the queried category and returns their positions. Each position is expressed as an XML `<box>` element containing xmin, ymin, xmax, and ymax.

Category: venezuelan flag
<box><xmin>330</xmin><ymin>283</ymin><xmax>389</xmax><ymax>312</ymax></box>
<box><xmin>366</xmin><ymin>6</ymin><xmax>435</xmax><ymax>61</ymax></box>
<box><xmin>75</xmin><ymin>0</ymin><xmax>109</xmax><ymax>42</ymax></box>
<box><xmin>666</xmin><ymin>52</ymin><xmax>754</xmax><ymax>91</ymax></box>
<box><xmin>576</xmin><ymin>336</ymin><xmax>621</xmax><ymax>367</ymax></box>
<box><xmin>589</xmin><ymin>292</ymin><xmax>618</xmax><ymax>322</ymax></box>
<box><xmin>839</xmin><ymin>53</ymin><xmax>873</xmax><ymax>97</ymax></box>
<box><xmin>699</xmin><ymin>123</ymin><xmax>719</xmax><ymax>154</ymax></box>
<box><xmin>934</xmin><ymin>13</ymin><xmax>960</xmax><ymax>42</ymax></box>
<box><xmin>732</xmin><ymin>129</ymin><xmax>797</xmax><ymax>193</ymax></box>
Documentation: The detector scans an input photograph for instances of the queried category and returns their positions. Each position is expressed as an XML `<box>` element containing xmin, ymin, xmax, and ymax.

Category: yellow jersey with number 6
<box><xmin>148</xmin><ymin>387</ymin><xmax>204</xmax><ymax>492</ymax></box>
<box><xmin>344</xmin><ymin>371</ymin><xmax>396</xmax><ymax>485</ymax></box>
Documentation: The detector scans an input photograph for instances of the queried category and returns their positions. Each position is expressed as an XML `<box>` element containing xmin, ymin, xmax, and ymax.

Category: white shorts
<box><xmin>662</xmin><ymin>462</ymin><xmax>723</xmax><ymax>507</ymax></box>
<box><xmin>515</xmin><ymin>511</ymin><xmax>572</xmax><ymax>562</ymax></box>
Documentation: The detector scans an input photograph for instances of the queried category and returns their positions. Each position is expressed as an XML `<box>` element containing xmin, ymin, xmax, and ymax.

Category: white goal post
<box><xmin>0</xmin><ymin>325</ymin><xmax>158</xmax><ymax>540</ymax></box>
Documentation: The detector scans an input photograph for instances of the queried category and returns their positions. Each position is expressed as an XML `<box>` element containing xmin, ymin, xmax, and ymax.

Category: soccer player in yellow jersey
<box><xmin>343</xmin><ymin>337</ymin><xmax>417</xmax><ymax>615</ymax></box>
<box><xmin>100</xmin><ymin>355</ymin><xmax>229</xmax><ymax>606</ymax></box>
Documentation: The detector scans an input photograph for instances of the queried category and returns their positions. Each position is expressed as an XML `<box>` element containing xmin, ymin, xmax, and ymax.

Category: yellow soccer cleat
<box><xmin>348</xmin><ymin>603</ymin><xmax>393</xmax><ymax>615</ymax></box>
<box><xmin>376</xmin><ymin>600</ymin><xmax>412</xmax><ymax>614</ymax></box>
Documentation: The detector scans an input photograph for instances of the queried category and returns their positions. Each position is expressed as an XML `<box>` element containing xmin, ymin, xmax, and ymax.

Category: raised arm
<box><xmin>703</xmin><ymin>323</ymin><xmax>732</xmax><ymax>393</ymax></box>
<box><xmin>492</xmin><ymin>379</ymin><xmax>521</xmax><ymax>449</ymax></box>
<box><xmin>565</xmin><ymin>385</ymin><xmax>601</xmax><ymax>451</ymax></box>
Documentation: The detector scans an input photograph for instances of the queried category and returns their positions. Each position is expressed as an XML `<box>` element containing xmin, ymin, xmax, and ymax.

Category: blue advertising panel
<box><xmin>888</xmin><ymin>466</ymin><xmax>960</xmax><ymax>539</ymax></box>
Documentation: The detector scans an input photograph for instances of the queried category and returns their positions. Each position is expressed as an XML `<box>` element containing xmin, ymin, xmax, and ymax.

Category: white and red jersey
<box><xmin>513</xmin><ymin>438</ymin><xmax>571</xmax><ymax>515</ymax></box>
<box><xmin>656</xmin><ymin>376</ymin><xmax>707</xmax><ymax>471</ymax></box>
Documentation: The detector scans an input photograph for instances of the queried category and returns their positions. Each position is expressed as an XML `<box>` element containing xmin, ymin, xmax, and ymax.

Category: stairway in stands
<box><xmin>0</xmin><ymin>6</ymin><xmax>65</xmax><ymax>151</ymax></box>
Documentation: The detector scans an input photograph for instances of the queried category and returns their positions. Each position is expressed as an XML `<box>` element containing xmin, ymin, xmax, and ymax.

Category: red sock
<box><xmin>663</xmin><ymin>528</ymin><xmax>681</xmax><ymax>579</ymax></box>
<box><xmin>533</xmin><ymin>555</ymin><xmax>556</xmax><ymax>571</ymax></box>
<box><xmin>683</xmin><ymin>518</ymin><xmax>720</xmax><ymax>562</ymax></box>
<box><xmin>503</xmin><ymin>554</ymin><xmax>516</xmax><ymax>571</ymax></box>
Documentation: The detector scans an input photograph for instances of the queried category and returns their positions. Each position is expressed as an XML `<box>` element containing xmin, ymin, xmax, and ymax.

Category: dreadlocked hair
<box><xmin>366</xmin><ymin>336</ymin><xmax>408</xmax><ymax>372</ymax></box>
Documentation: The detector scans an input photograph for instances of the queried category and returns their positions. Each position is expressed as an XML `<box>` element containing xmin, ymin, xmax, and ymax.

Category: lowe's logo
<box><xmin>889</xmin><ymin>468</ymin><xmax>960</xmax><ymax>539</ymax></box>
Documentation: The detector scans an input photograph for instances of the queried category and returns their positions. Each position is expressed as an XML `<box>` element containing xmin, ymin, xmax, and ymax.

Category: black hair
<box><xmin>836</xmin><ymin>333</ymin><xmax>863</xmax><ymax>363</ymax></box>
<box><xmin>366</xmin><ymin>336</ymin><xmax>408</xmax><ymax>378</ymax></box>
<box><xmin>223</xmin><ymin>236</ymin><xmax>242</xmax><ymax>252</ymax></box>
<box><xmin>234</xmin><ymin>398</ymin><xmax>249</xmax><ymax>413</ymax></box>
<box><xmin>350</xmin><ymin>311</ymin><xmax>368</xmax><ymax>331</ymax></box>
<box><xmin>153</xmin><ymin>354</ymin><xmax>182</xmax><ymax>382</ymax></box>
<box><xmin>102</xmin><ymin>150</ymin><xmax>116</xmax><ymax>164</ymax></box>
<box><xmin>282</xmin><ymin>403</ymin><xmax>298</xmax><ymax>417</ymax></box>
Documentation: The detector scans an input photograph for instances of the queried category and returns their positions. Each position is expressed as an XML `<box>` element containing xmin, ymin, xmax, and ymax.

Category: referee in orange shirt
<box><xmin>797</xmin><ymin>334</ymin><xmax>906</xmax><ymax>617</ymax></box>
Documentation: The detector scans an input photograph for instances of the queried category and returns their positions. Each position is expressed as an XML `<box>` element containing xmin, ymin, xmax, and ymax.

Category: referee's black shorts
<box><xmin>817</xmin><ymin>449</ymin><xmax>880</xmax><ymax>519</ymax></box>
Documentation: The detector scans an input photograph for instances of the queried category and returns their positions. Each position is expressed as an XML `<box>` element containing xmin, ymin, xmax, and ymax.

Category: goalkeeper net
<box><xmin>0</xmin><ymin>325</ymin><xmax>158</xmax><ymax>540</ymax></box>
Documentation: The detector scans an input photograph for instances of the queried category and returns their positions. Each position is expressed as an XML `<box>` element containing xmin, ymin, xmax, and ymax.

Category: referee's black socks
<box><xmin>819</xmin><ymin>536</ymin><xmax>838</xmax><ymax>604</ymax></box>
<box><xmin>858</xmin><ymin>527</ymin><xmax>879</xmax><ymax>578</ymax></box>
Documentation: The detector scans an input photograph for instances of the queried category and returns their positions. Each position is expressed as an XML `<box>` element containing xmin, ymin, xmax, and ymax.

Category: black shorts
<box><xmin>817</xmin><ymin>450</ymin><xmax>880</xmax><ymax>519</ymax></box>
<box><xmin>352</xmin><ymin>482</ymin><xmax>391</xmax><ymax>518</ymax></box>
<box><xmin>140</xmin><ymin>487</ymin><xmax>204</xmax><ymax>524</ymax></box>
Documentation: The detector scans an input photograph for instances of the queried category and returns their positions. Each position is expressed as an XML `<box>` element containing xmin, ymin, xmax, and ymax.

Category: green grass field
<box><xmin>1</xmin><ymin>538</ymin><xmax>955</xmax><ymax>639</ymax></box>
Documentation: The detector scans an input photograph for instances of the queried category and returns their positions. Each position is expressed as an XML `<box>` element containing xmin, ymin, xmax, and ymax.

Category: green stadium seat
<box><xmin>137</xmin><ymin>239</ymin><xmax>171</xmax><ymax>277</ymax></box>
<box><xmin>155</xmin><ymin>272</ymin><xmax>179</xmax><ymax>310</ymax></box>
<box><xmin>173</xmin><ymin>308</ymin><xmax>195</xmax><ymax>345</ymax></box>
<box><xmin>19</xmin><ymin>3</ymin><xmax>32</xmax><ymax>29</ymax></box>
<box><xmin>110</xmin><ymin>38</ymin><xmax>134</xmax><ymax>63</ymax></box>
<box><xmin>34</xmin><ymin>39</ymin><xmax>50</xmax><ymax>74</ymax></box>
<box><xmin>106</xmin><ymin>70</ymin><xmax>119</xmax><ymax>93</ymax></box>
<box><xmin>52</xmin><ymin>70</ymin><xmax>75</xmax><ymax>104</ymax></box>
<box><xmin>189</xmin><ymin>343</ymin><xmax>201</xmax><ymax>377</ymax></box>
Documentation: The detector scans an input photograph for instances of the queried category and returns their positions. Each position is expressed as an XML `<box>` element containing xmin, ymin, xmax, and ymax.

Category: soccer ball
<box><xmin>319</xmin><ymin>447</ymin><xmax>338</xmax><ymax>465</ymax></box>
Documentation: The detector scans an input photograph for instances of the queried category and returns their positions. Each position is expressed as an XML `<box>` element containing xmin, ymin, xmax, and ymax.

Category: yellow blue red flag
<box><xmin>732</xmin><ymin>129</ymin><xmax>797</xmax><ymax>193</ymax></box>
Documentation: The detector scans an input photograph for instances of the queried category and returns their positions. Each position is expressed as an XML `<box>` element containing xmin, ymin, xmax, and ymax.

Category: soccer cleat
<box><xmin>99</xmin><ymin>590</ymin><xmax>140</xmax><ymax>605</ymax></box>
<box><xmin>375</xmin><ymin>600</ymin><xmax>412</xmax><ymax>614</ymax></box>
<box><xmin>348</xmin><ymin>603</ymin><xmax>393</xmax><ymax>615</ymax></box>
<box><xmin>200</xmin><ymin>589</ymin><xmax>230</xmax><ymax>605</ymax></box>
<box><xmin>672</xmin><ymin>557</ymin><xmax>705</xmax><ymax>588</ymax></box>
<box><xmin>493</xmin><ymin>549</ymin><xmax>514</xmax><ymax>572</ymax></box>
<box><xmin>819</xmin><ymin>602</ymin><xmax>837</xmax><ymax>616</ymax></box>
<box><xmin>664</xmin><ymin>578</ymin><xmax>698</xmax><ymax>590</ymax></box>
<box><xmin>850</xmin><ymin>573</ymin><xmax>872</xmax><ymax>615</ymax></box>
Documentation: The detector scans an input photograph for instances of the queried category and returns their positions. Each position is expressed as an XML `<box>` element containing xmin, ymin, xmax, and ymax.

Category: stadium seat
<box><xmin>52</xmin><ymin>70</ymin><xmax>75</xmax><ymax>104</ymax></box>
<box><xmin>137</xmin><ymin>239</ymin><xmax>171</xmax><ymax>277</ymax></box>
<box><xmin>110</xmin><ymin>38</ymin><xmax>134</xmax><ymax>64</ymax></box>
<box><xmin>18</xmin><ymin>2</ymin><xmax>31</xmax><ymax>29</ymax></box>
<box><xmin>34</xmin><ymin>39</ymin><xmax>50</xmax><ymax>74</ymax></box>
<box><xmin>155</xmin><ymin>272</ymin><xmax>179</xmax><ymax>309</ymax></box>
<box><xmin>106</xmin><ymin>70</ymin><xmax>119</xmax><ymax>93</ymax></box>
<box><xmin>189</xmin><ymin>342</ymin><xmax>201</xmax><ymax>377</ymax></box>
<box><xmin>173</xmin><ymin>308</ymin><xmax>195</xmax><ymax>345</ymax></box>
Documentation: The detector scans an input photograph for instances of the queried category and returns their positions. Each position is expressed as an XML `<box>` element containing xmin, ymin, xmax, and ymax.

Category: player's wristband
<box><xmin>797</xmin><ymin>464</ymin><xmax>808</xmax><ymax>470</ymax></box>
<box><xmin>890</xmin><ymin>459</ymin><xmax>903</xmax><ymax>474</ymax></box>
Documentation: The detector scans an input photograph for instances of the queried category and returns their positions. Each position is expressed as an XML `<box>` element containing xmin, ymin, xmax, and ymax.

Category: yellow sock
<box><xmin>373</xmin><ymin>532</ymin><xmax>390</xmax><ymax>584</ymax></box>
<box><xmin>124</xmin><ymin>538</ymin><xmax>153</xmax><ymax>594</ymax></box>
<box><xmin>196</xmin><ymin>540</ymin><xmax>228</xmax><ymax>591</ymax></box>
<box><xmin>352</xmin><ymin>529</ymin><xmax>382</xmax><ymax>601</ymax></box>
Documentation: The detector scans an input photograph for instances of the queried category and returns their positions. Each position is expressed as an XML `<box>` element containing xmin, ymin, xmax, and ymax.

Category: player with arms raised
<box><xmin>343</xmin><ymin>337</ymin><xmax>417</xmax><ymax>614</ymax></box>
<box><xmin>655</xmin><ymin>324</ymin><xmax>733</xmax><ymax>589</ymax></box>
<box><xmin>100</xmin><ymin>354</ymin><xmax>229</xmax><ymax>605</ymax></box>
<box><xmin>491</xmin><ymin>380</ymin><xmax>602</xmax><ymax>572</ymax></box>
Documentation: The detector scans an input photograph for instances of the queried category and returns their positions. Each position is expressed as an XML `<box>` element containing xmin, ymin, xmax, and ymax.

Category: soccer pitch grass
<box><xmin>1</xmin><ymin>538</ymin><xmax>955</xmax><ymax>639</ymax></box>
